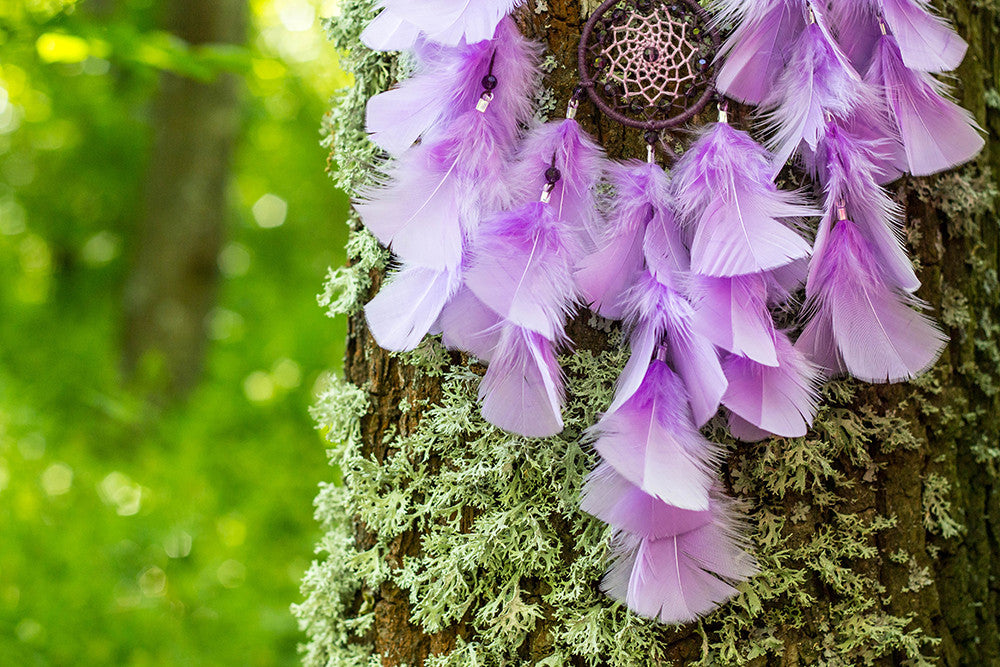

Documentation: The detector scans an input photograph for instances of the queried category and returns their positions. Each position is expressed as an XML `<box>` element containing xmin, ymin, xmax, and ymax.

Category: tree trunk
<box><xmin>297</xmin><ymin>1</ymin><xmax>1000</xmax><ymax>664</ymax></box>
<box><xmin>122</xmin><ymin>0</ymin><xmax>246</xmax><ymax>396</ymax></box>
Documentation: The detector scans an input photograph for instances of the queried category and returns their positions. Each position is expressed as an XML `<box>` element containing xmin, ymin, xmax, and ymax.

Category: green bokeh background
<box><xmin>0</xmin><ymin>1</ymin><xmax>349</xmax><ymax>663</ymax></box>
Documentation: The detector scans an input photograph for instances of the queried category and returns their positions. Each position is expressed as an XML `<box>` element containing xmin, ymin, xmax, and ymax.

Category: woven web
<box><xmin>583</xmin><ymin>0</ymin><xmax>715</xmax><ymax>126</ymax></box>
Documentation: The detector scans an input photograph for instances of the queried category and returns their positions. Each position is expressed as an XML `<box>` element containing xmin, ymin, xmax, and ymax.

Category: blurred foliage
<box><xmin>0</xmin><ymin>0</ymin><xmax>350</xmax><ymax>664</ymax></box>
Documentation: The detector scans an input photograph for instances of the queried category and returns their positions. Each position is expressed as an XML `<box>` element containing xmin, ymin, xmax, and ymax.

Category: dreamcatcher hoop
<box><xmin>578</xmin><ymin>0</ymin><xmax>721</xmax><ymax>131</ymax></box>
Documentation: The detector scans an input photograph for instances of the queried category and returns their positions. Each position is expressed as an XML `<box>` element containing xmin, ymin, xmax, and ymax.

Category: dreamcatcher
<box><xmin>357</xmin><ymin>0</ymin><xmax>982</xmax><ymax>625</ymax></box>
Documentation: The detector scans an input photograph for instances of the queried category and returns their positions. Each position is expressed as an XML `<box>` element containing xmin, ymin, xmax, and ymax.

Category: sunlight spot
<box><xmin>217</xmin><ymin>560</ymin><xmax>246</xmax><ymax>589</ymax></box>
<box><xmin>208</xmin><ymin>308</ymin><xmax>245</xmax><ymax>341</ymax></box>
<box><xmin>18</xmin><ymin>433</ymin><xmax>46</xmax><ymax>460</ymax></box>
<box><xmin>98</xmin><ymin>472</ymin><xmax>142</xmax><ymax>516</ymax></box>
<box><xmin>243</xmin><ymin>371</ymin><xmax>275</xmax><ymax>403</ymax></box>
<box><xmin>252</xmin><ymin>193</ymin><xmax>287</xmax><ymax>229</ymax></box>
<box><xmin>40</xmin><ymin>463</ymin><xmax>73</xmax><ymax>496</ymax></box>
<box><xmin>164</xmin><ymin>531</ymin><xmax>193</xmax><ymax>559</ymax></box>
<box><xmin>217</xmin><ymin>515</ymin><xmax>247</xmax><ymax>548</ymax></box>
<box><xmin>81</xmin><ymin>231</ymin><xmax>120</xmax><ymax>266</ymax></box>
<box><xmin>272</xmin><ymin>358</ymin><xmax>302</xmax><ymax>389</ymax></box>
<box><xmin>139</xmin><ymin>566</ymin><xmax>167</xmax><ymax>597</ymax></box>
<box><xmin>218</xmin><ymin>242</ymin><xmax>251</xmax><ymax>277</ymax></box>
<box><xmin>279</xmin><ymin>2</ymin><xmax>316</xmax><ymax>32</ymax></box>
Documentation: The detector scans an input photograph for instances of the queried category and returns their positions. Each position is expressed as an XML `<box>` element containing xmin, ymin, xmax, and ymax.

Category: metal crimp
<box><xmin>476</xmin><ymin>92</ymin><xmax>494</xmax><ymax>113</ymax></box>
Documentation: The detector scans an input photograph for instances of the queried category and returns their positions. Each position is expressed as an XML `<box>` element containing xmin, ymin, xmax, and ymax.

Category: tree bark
<box><xmin>301</xmin><ymin>1</ymin><xmax>1000</xmax><ymax>664</ymax></box>
<box><xmin>122</xmin><ymin>0</ymin><xmax>246</xmax><ymax>396</ymax></box>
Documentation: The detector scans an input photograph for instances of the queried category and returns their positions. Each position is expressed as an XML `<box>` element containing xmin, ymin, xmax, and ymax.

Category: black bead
<box><xmin>545</xmin><ymin>166</ymin><xmax>562</xmax><ymax>185</ymax></box>
<box><xmin>482</xmin><ymin>74</ymin><xmax>498</xmax><ymax>91</ymax></box>
<box><xmin>644</xmin><ymin>130</ymin><xmax>659</xmax><ymax>145</ymax></box>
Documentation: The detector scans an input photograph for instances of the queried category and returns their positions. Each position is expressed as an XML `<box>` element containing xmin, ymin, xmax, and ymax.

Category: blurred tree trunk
<box><xmin>122</xmin><ymin>0</ymin><xmax>246</xmax><ymax>396</ymax></box>
<box><xmin>309</xmin><ymin>1</ymin><xmax>1000</xmax><ymax>664</ymax></box>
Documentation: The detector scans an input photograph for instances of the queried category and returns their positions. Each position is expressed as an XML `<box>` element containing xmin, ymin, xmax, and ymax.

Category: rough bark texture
<box><xmin>297</xmin><ymin>1</ymin><xmax>1000</xmax><ymax>665</ymax></box>
<box><xmin>122</xmin><ymin>0</ymin><xmax>246</xmax><ymax>396</ymax></box>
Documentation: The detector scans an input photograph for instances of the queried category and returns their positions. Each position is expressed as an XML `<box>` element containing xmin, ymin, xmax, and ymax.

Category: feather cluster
<box><xmin>717</xmin><ymin>0</ymin><xmax>981</xmax><ymax>382</ymax></box>
<box><xmin>352</xmin><ymin>0</ymin><xmax>984</xmax><ymax>630</ymax></box>
<box><xmin>576</xmin><ymin>157</ymin><xmax>758</xmax><ymax>624</ymax></box>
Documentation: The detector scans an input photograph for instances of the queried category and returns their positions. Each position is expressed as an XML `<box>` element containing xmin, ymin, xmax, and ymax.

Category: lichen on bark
<box><xmin>295</xmin><ymin>1</ymin><xmax>1000</xmax><ymax>665</ymax></box>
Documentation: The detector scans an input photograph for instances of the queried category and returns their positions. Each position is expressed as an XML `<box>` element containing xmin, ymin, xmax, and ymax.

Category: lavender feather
<box><xmin>356</xmin><ymin>104</ymin><xmax>515</xmax><ymax>271</ymax></box>
<box><xmin>721</xmin><ymin>332</ymin><xmax>819</xmax><ymax>439</ymax></box>
<box><xmin>478</xmin><ymin>325</ymin><xmax>565</xmax><ymax>437</ymax></box>
<box><xmin>509</xmin><ymin>117</ymin><xmax>607</xmax><ymax>252</ymax></box>
<box><xmin>366</xmin><ymin>18</ymin><xmax>539</xmax><ymax>156</ymax></box>
<box><xmin>799</xmin><ymin>218</ymin><xmax>946</xmax><ymax>382</ymax></box>
<box><xmin>672</xmin><ymin>123</ymin><xmax>816</xmax><ymax>278</ymax></box>
<box><xmin>880</xmin><ymin>0</ymin><xmax>967</xmax><ymax>72</ymax></box>
<box><xmin>576</xmin><ymin>160</ymin><xmax>676</xmax><ymax>320</ymax></box>
<box><xmin>581</xmin><ymin>462</ymin><xmax>713</xmax><ymax>539</ymax></box>
<box><xmin>806</xmin><ymin>122</ymin><xmax>919</xmax><ymax>293</ymax></box>
<box><xmin>611</xmin><ymin>272</ymin><xmax>727</xmax><ymax>427</ymax></box>
<box><xmin>690</xmin><ymin>274</ymin><xmax>779</xmax><ymax>367</ymax></box>
<box><xmin>591</xmin><ymin>360</ymin><xmax>720</xmax><ymax>511</ymax></box>
<box><xmin>868</xmin><ymin>34</ymin><xmax>984</xmax><ymax>176</ymax></box>
<box><xmin>439</xmin><ymin>286</ymin><xmax>502</xmax><ymax>362</ymax></box>
<box><xmin>365</xmin><ymin>264</ymin><xmax>461</xmax><ymax>351</ymax></box>
<box><xmin>714</xmin><ymin>0</ymin><xmax>806</xmax><ymax>105</ymax></box>
<box><xmin>601</xmin><ymin>503</ymin><xmax>757</xmax><ymax>625</ymax></box>
<box><xmin>361</xmin><ymin>0</ymin><xmax>524</xmax><ymax>51</ymax></box>
<box><xmin>465</xmin><ymin>200</ymin><xmax>581</xmax><ymax>341</ymax></box>
<box><xmin>761</xmin><ymin>14</ymin><xmax>869</xmax><ymax>172</ymax></box>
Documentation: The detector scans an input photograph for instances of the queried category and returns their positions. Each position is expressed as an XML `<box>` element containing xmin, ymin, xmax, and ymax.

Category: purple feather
<box><xmin>828</xmin><ymin>0</ymin><xmax>883</xmax><ymax>73</ymax></box>
<box><xmin>880</xmin><ymin>0</ymin><xmax>967</xmax><ymax>72</ymax></box>
<box><xmin>714</xmin><ymin>0</ymin><xmax>806</xmax><ymax>105</ymax></box>
<box><xmin>612</xmin><ymin>272</ymin><xmax>727</xmax><ymax>427</ymax></box>
<box><xmin>591</xmin><ymin>360</ymin><xmax>720</xmax><ymax>511</ymax></box>
<box><xmin>806</xmin><ymin>122</ymin><xmax>918</xmax><ymax>293</ymax></box>
<box><xmin>361</xmin><ymin>0</ymin><xmax>523</xmax><ymax>51</ymax></box>
<box><xmin>509</xmin><ymin>117</ymin><xmax>607</xmax><ymax>252</ymax></box>
<box><xmin>576</xmin><ymin>160</ymin><xmax>675</xmax><ymax>319</ymax></box>
<box><xmin>366</xmin><ymin>18</ymin><xmax>539</xmax><ymax>156</ymax></box>
<box><xmin>867</xmin><ymin>34</ymin><xmax>984</xmax><ymax>177</ymax></box>
<box><xmin>356</xmin><ymin>104</ymin><xmax>514</xmax><ymax>271</ymax></box>
<box><xmin>439</xmin><ymin>286</ymin><xmax>502</xmax><ymax>362</ymax></box>
<box><xmin>465</xmin><ymin>199</ymin><xmax>581</xmax><ymax>341</ymax></box>
<box><xmin>672</xmin><ymin>123</ymin><xmax>816</xmax><ymax>277</ymax></box>
<box><xmin>581</xmin><ymin>462</ymin><xmax>713</xmax><ymax>539</ymax></box>
<box><xmin>721</xmin><ymin>332</ymin><xmax>819</xmax><ymax>439</ymax></box>
<box><xmin>478</xmin><ymin>325</ymin><xmax>565</xmax><ymax>437</ymax></box>
<box><xmin>601</xmin><ymin>504</ymin><xmax>757</xmax><ymax>625</ymax></box>
<box><xmin>761</xmin><ymin>13</ymin><xmax>869</xmax><ymax>172</ymax></box>
<box><xmin>365</xmin><ymin>264</ymin><xmax>461</xmax><ymax>351</ymax></box>
<box><xmin>799</xmin><ymin>218</ymin><xmax>946</xmax><ymax>382</ymax></box>
<box><xmin>690</xmin><ymin>274</ymin><xmax>779</xmax><ymax>367</ymax></box>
